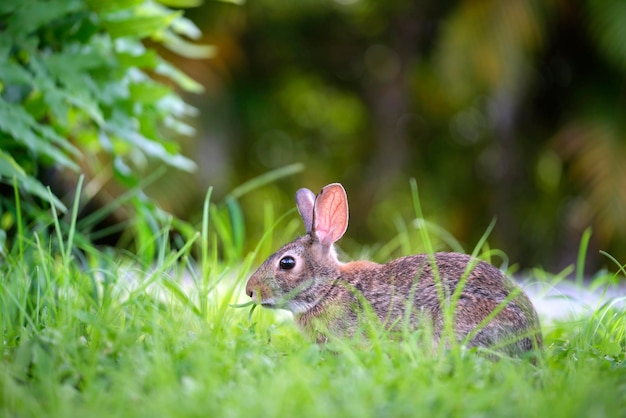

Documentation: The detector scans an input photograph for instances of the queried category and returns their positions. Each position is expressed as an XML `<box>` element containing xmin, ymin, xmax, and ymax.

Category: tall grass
<box><xmin>0</xmin><ymin>180</ymin><xmax>625</xmax><ymax>418</ymax></box>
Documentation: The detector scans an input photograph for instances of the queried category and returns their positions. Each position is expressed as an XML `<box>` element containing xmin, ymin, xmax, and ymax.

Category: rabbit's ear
<box><xmin>313</xmin><ymin>183</ymin><xmax>349</xmax><ymax>246</ymax></box>
<box><xmin>296</xmin><ymin>188</ymin><xmax>316</xmax><ymax>233</ymax></box>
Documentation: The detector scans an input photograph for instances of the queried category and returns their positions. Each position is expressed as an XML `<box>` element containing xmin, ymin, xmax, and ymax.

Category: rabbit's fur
<box><xmin>246</xmin><ymin>183</ymin><xmax>542</xmax><ymax>356</ymax></box>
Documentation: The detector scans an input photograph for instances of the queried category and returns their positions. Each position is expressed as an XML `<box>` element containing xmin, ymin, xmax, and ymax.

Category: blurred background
<box><xmin>146</xmin><ymin>0</ymin><xmax>625</xmax><ymax>274</ymax></box>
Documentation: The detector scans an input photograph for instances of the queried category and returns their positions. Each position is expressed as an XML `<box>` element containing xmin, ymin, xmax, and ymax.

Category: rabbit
<box><xmin>245</xmin><ymin>183</ymin><xmax>542</xmax><ymax>357</ymax></box>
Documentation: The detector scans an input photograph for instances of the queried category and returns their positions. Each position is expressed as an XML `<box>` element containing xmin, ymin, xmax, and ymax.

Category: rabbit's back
<box><xmin>343</xmin><ymin>252</ymin><xmax>542</xmax><ymax>355</ymax></box>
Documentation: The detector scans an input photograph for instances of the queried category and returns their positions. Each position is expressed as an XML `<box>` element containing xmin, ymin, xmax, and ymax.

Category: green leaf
<box><xmin>117</xmin><ymin>48</ymin><xmax>160</xmax><ymax>70</ymax></box>
<box><xmin>20</xmin><ymin>50</ymin><xmax>103</xmax><ymax>126</ymax></box>
<box><xmin>0</xmin><ymin>101</ymin><xmax>80</xmax><ymax>171</ymax></box>
<box><xmin>86</xmin><ymin>0</ymin><xmax>144</xmax><ymax>13</ymax></box>
<box><xmin>161</xmin><ymin>30</ymin><xmax>216</xmax><ymax>59</ymax></box>
<box><xmin>0</xmin><ymin>150</ymin><xmax>67</xmax><ymax>211</ymax></box>
<box><xmin>0</xmin><ymin>3</ymin><xmax>19</xmax><ymax>14</ymax></box>
<box><xmin>148</xmin><ymin>2</ymin><xmax>203</xmax><ymax>39</ymax></box>
<box><xmin>0</xmin><ymin>0</ymin><xmax>213</xmax><ymax>244</ymax></box>
<box><xmin>40</xmin><ymin>50</ymin><xmax>109</xmax><ymax>125</ymax></box>
<box><xmin>107</xmin><ymin>110</ymin><xmax>196</xmax><ymax>171</ymax></box>
<box><xmin>129</xmin><ymin>81</ymin><xmax>172</xmax><ymax>103</ymax></box>
<box><xmin>155</xmin><ymin>61</ymin><xmax>204</xmax><ymax>93</ymax></box>
<box><xmin>0</xmin><ymin>58</ymin><xmax>34</xmax><ymax>86</ymax></box>
<box><xmin>101</xmin><ymin>10</ymin><xmax>182</xmax><ymax>39</ymax></box>
<box><xmin>6</xmin><ymin>0</ymin><xmax>83</xmax><ymax>38</ymax></box>
<box><xmin>168</xmin><ymin>15</ymin><xmax>203</xmax><ymax>39</ymax></box>
<box><xmin>156</xmin><ymin>94</ymin><xmax>199</xmax><ymax>118</ymax></box>
<box><xmin>156</xmin><ymin>0</ymin><xmax>203</xmax><ymax>7</ymax></box>
<box><xmin>43</xmin><ymin>44</ymin><xmax>110</xmax><ymax>75</ymax></box>
<box><xmin>162</xmin><ymin>115</ymin><xmax>196</xmax><ymax>136</ymax></box>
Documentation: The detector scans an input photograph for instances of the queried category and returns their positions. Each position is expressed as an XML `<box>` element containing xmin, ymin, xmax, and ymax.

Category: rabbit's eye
<box><xmin>279</xmin><ymin>256</ymin><xmax>296</xmax><ymax>270</ymax></box>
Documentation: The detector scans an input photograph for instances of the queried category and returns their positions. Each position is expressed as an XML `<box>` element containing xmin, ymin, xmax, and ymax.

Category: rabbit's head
<box><xmin>245</xmin><ymin>184</ymin><xmax>349</xmax><ymax>314</ymax></box>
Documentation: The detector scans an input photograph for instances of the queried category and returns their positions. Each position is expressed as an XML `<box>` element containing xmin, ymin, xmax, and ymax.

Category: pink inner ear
<box><xmin>313</xmin><ymin>184</ymin><xmax>348</xmax><ymax>246</ymax></box>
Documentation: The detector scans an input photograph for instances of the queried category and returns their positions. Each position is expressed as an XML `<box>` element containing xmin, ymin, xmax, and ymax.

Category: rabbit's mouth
<box><xmin>261</xmin><ymin>298</ymin><xmax>301</xmax><ymax>312</ymax></box>
<box><xmin>260</xmin><ymin>298</ymin><xmax>280</xmax><ymax>309</ymax></box>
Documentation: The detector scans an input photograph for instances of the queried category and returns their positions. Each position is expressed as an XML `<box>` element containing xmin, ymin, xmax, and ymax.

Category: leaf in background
<box><xmin>116</xmin><ymin>47</ymin><xmax>160</xmax><ymax>70</ymax></box>
<box><xmin>0</xmin><ymin>57</ymin><xmax>34</xmax><ymax>86</ymax></box>
<box><xmin>5</xmin><ymin>0</ymin><xmax>82</xmax><ymax>38</ymax></box>
<box><xmin>31</xmin><ymin>73</ymin><xmax>71</xmax><ymax>124</ymax></box>
<box><xmin>155</xmin><ymin>61</ymin><xmax>204</xmax><ymax>93</ymax></box>
<box><xmin>155</xmin><ymin>0</ymin><xmax>203</xmax><ymax>7</ymax></box>
<box><xmin>86</xmin><ymin>0</ymin><xmax>143</xmax><ymax>13</ymax></box>
<box><xmin>30</xmin><ymin>52</ymin><xmax>106</xmax><ymax>126</ymax></box>
<box><xmin>0</xmin><ymin>150</ymin><xmax>67</xmax><ymax>211</ymax></box>
<box><xmin>101</xmin><ymin>9</ymin><xmax>182</xmax><ymax>39</ymax></box>
<box><xmin>129</xmin><ymin>81</ymin><xmax>172</xmax><ymax>103</ymax></box>
<box><xmin>162</xmin><ymin>115</ymin><xmax>196</xmax><ymax>136</ymax></box>
<box><xmin>113</xmin><ymin>156</ymin><xmax>136</xmax><ymax>186</ymax></box>
<box><xmin>0</xmin><ymin>2</ymin><xmax>19</xmax><ymax>14</ymax></box>
<box><xmin>168</xmin><ymin>15</ymin><xmax>203</xmax><ymax>40</ymax></box>
<box><xmin>161</xmin><ymin>30</ymin><xmax>216</xmax><ymax>59</ymax></box>
<box><xmin>43</xmin><ymin>44</ymin><xmax>110</xmax><ymax>79</ymax></box>
<box><xmin>0</xmin><ymin>0</ymin><xmax>212</xmax><ymax>249</ymax></box>
<box><xmin>149</xmin><ymin>2</ymin><xmax>203</xmax><ymax>39</ymax></box>
<box><xmin>107</xmin><ymin>110</ymin><xmax>196</xmax><ymax>172</ymax></box>
<box><xmin>0</xmin><ymin>101</ymin><xmax>79</xmax><ymax>171</ymax></box>
<box><xmin>156</xmin><ymin>94</ymin><xmax>199</xmax><ymax>118</ymax></box>
<box><xmin>37</xmin><ymin>124</ymin><xmax>82</xmax><ymax>159</ymax></box>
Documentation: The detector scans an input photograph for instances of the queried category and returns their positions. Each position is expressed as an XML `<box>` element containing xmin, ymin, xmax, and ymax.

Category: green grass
<box><xmin>1</xmin><ymin>187</ymin><xmax>625</xmax><ymax>418</ymax></box>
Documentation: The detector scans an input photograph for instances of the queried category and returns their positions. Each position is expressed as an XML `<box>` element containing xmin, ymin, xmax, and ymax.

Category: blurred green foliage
<box><xmin>0</xmin><ymin>0</ymin><xmax>209</xmax><ymax>250</ymax></box>
<box><xmin>1</xmin><ymin>0</ymin><xmax>624</xmax><ymax>274</ymax></box>
<box><xmin>177</xmin><ymin>0</ymin><xmax>626</xmax><ymax>273</ymax></box>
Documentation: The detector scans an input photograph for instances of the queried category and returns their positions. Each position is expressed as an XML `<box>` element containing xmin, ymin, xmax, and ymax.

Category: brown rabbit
<box><xmin>246</xmin><ymin>183</ymin><xmax>542</xmax><ymax>357</ymax></box>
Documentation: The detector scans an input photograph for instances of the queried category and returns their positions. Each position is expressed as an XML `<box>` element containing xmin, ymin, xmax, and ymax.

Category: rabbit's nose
<box><xmin>246</xmin><ymin>276</ymin><xmax>263</xmax><ymax>302</ymax></box>
<box><xmin>245</xmin><ymin>280</ymin><xmax>255</xmax><ymax>299</ymax></box>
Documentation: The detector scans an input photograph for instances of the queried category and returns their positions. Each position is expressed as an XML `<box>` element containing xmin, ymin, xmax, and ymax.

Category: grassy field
<box><xmin>1</xmin><ymin>193</ymin><xmax>625</xmax><ymax>418</ymax></box>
